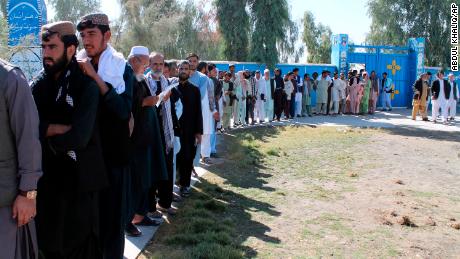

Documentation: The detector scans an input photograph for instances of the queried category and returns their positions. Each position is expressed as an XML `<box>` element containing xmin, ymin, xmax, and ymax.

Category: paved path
<box><xmin>123</xmin><ymin>108</ymin><xmax>459</xmax><ymax>258</ymax></box>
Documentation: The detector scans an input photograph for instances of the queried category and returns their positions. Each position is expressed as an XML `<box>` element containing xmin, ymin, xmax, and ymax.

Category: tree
<box><xmin>49</xmin><ymin>0</ymin><xmax>100</xmax><ymax>24</ymax></box>
<box><xmin>366</xmin><ymin>0</ymin><xmax>458</xmax><ymax>67</ymax></box>
<box><xmin>301</xmin><ymin>11</ymin><xmax>332</xmax><ymax>64</ymax></box>
<box><xmin>248</xmin><ymin>0</ymin><xmax>289</xmax><ymax>68</ymax></box>
<box><xmin>0</xmin><ymin>13</ymin><xmax>9</xmax><ymax>60</ymax></box>
<box><xmin>215</xmin><ymin>0</ymin><xmax>250</xmax><ymax>61</ymax></box>
<box><xmin>0</xmin><ymin>0</ymin><xmax>6</xmax><ymax>17</ymax></box>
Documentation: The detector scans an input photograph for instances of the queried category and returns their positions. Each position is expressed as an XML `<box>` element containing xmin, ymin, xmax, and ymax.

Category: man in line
<box><xmin>208</xmin><ymin>63</ymin><xmax>222</xmax><ymax>157</ymax></box>
<box><xmin>447</xmin><ymin>73</ymin><xmax>458</xmax><ymax>121</ymax></box>
<box><xmin>293</xmin><ymin>68</ymin><xmax>303</xmax><ymax>117</ymax></box>
<box><xmin>316</xmin><ymin>71</ymin><xmax>329</xmax><ymax>115</ymax></box>
<box><xmin>187</xmin><ymin>54</ymin><xmax>219</xmax><ymax>165</ymax></box>
<box><xmin>337</xmin><ymin>72</ymin><xmax>347</xmax><ymax>115</ymax></box>
<box><xmin>381</xmin><ymin>72</ymin><xmax>393</xmax><ymax>111</ymax></box>
<box><xmin>245</xmin><ymin>70</ymin><xmax>256</xmax><ymax>125</ymax></box>
<box><xmin>146</xmin><ymin>52</ymin><xmax>177</xmax><ymax>216</ymax></box>
<box><xmin>254</xmin><ymin>70</ymin><xmax>266</xmax><ymax>123</ymax></box>
<box><xmin>272</xmin><ymin>68</ymin><xmax>285</xmax><ymax>121</ymax></box>
<box><xmin>411</xmin><ymin>72</ymin><xmax>430</xmax><ymax>121</ymax></box>
<box><xmin>33</xmin><ymin>21</ymin><xmax>107</xmax><ymax>257</ymax></box>
<box><xmin>176</xmin><ymin>60</ymin><xmax>203</xmax><ymax>197</ymax></box>
<box><xmin>331</xmin><ymin>72</ymin><xmax>341</xmax><ymax>115</ymax></box>
<box><xmin>291</xmin><ymin>68</ymin><xmax>301</xmax><ymax>118</ymax></box>
<box><xmin>77</xmin><ymin>13</ymin><xmax>134</xmax><ymax>259</ymax></box>
<box><xmin>0</xmin><ymin>58</ymin><xmax>42</xmax><ymax>259</ymax></box>
<box><xmin>221</xmin><ymin>72</ymin><xmax>234</xmax><ymax>129</ymax></box>
<box><xmin>431</xmin><ymin>70</ymin><xmax>450</xmax><ymax>124</ymax></box>
<box><xmin>125</xmin><ymin>46</ymin><xmax>166</xmax><ymax>237</ymax></box>
<box><xmin>264</xmin><ymin>69</ymin><xmax>274</xmax><ymax>122</ymax></box>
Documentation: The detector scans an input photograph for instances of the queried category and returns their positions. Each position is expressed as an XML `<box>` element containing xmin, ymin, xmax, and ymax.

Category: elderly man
<box><xmin>254</xmin><ymin>70</ymin><xmax>266</xmax><ymax>123</ymax></box>
<box><xmin>77</xmin><ymin>13</ymin><xmax>134</xmax><ymax>259</ymax></box>
<box><xmin>146</xmin><ymin>52</ymin><xmax>177</xmax><ymax>215</ymax></box>
<box><xmin>125</xmin><ymin>46</ymin><xmax>166</xmax><ymax>237</ymax></box>
<box><xmin>447</xmin><ymin>73</ymin><xmax>458</xmax><ymax>121</ymax></box>
<box><xmin>32</xmin><ymin>21</ymin><xmax>107</xmax><ymax>258</ymax></box>
<box><xmin>0</xmin><ymin>58</ymin><xmax>42</xmax><ymax>259</ymax></box>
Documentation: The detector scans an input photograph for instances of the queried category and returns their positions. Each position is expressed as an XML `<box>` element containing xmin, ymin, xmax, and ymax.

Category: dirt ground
<box><xmin>142</xmin><ymin>124</ymin><xmax>460</xmax><ymax>259</ymax></box>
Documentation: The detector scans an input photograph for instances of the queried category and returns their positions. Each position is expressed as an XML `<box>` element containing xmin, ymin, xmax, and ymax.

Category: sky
<box><xmin>45</xmin><ymin>0</ymin><xmax>371</xmax><ymax>44</ymax></box>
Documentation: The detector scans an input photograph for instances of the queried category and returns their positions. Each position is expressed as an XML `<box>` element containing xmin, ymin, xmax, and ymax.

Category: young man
<box><xmin>411</xmin><ymin>72</ymin><xmax>430</xmax><ymax>121</ymax></box>
<box><xmin>208</xmin><ymin>63</ymin><xmax>222</xmax><ymax>157</ymax></box>
<box><xmin>447</xmin><ymin>73</ymin><xmax>458</xmax><ymax>121</ymax></box>
<box><xmin>221</xmin><ymin>72</ymin><xmax>234</xmax><ymax>129</ymax></box>
<box><xmin>302</xmin><ymin>73</ymin><xmax>313</xmax><ymax>117</ymax></box>
<box><xmin>337</xmin><ymin>73</ymin><xmax>347</xmax><ymax>115</ymax></box>
<box><xmin>381</xmin><ymin>72</ymin><xmax>393</xmax><ymax>111</ymax></box>
<box><xmin>272</xmin><ymin>68</ymin><xmax>285</xmax><ymax>121</ymax></box>
<box><xmin>431</xmin><ymin>70</ymin><xmax>451</xmax><ymax>124</ymax></box>
<box><xmin>316</xmin><ymin>71</ymin><xmax>329</xmax><ymax>115</ymax></box>
<box><xmin>0</xmin><ymin>58</ymin><xmax>42</xmax><ymax>259</ymax></box>
<box><xmin>331</xmin><ymin>72</ymin><xmax>341</xmax><ymax>115</ymax></box>
<box><xmin>187</xmin><ymin>54</ymin><xmax>219</xmax><ymax>165</ymax></box>
<box><xmin>176</xmin><ymin>60</ymin><xmax>203</xmax><ymax>197</ymax></box>
<box><xmin>264</xmin><ymin>69</ymin><xmax>274</xmax><ymax>121</ymax></box>
<box><xmin>32</xmin><ymin>21</ymin><xmax>107</xmax><ymax>258</ymax></box>
<box><xmin>125</xmin><ymin>46</ymin><xmax>166</xmax><ymax>237</ymax></box>
<box><xmin>77</xmin><ymin>13</ymin><xmax>134</xmax><ymax>259</ymax></box>
<box><xmin>254</xmin><ymin>70</ymin><xmax>266</xmax><ymax>123</ymax></box>
<box><xmin>293</xmin><ymin>68</ymin><xmax>303</xmax><ymax>117</ymax></box>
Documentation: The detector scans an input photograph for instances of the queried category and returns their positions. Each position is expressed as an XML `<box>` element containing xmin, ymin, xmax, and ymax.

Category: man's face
<box><xmin>322</xmin><ymin>73</ymin><xmax>327</xmax><ymax>78</ymax></box>
<box><xmin>334</xmin><ymin>74</ymin><xmax>338</xmax><ymax>79</ymax></box>
<box><xmin>79</xmin><ymin>27</ymin><xmax>110</xmax><ymax>58</ymax></box>
<box><xmin>255</xmin><ymin>72</ymin><xmax>261</xmax><ymax>80</ymax></box>
<box><xmin>188</xmin><ymin>56</ymin><xmax>198</xmax><ymax>71</ymax></box>
<box><xmin>129</xmin><ymin>55</ymin><xmax>149</xmax><ymax>76</ymax></box>
<box><xmin>149</xmin><ymin>55</ymin><xmax>164</xmax><ymax>78</ymax></box>
<box><xmin>275</xmin><ymin>70</ymin><xmax>280</xmax><ymax>76</ymax></box>
<box><xmin>264</xmin><ymin>71</ymin><xmax>270</xmax><ymax>79</ymax></box>
<box><xmin>41</xmin><ymin>34</ymin><xmax>71</xmax><ymax>75</ymax></box>
<box><xmin>371</xmin><ymin>72</ymin><xmax>376</xmax><ymax>78</ymax></box>
<box><xmin>229</xmin><ymin>66</ymin><xmax>235</xmax><ymax>73</ymax></box>
<box><xmin>163</xmin><ymin>66</ymin><xmax>170</xmax><ymax>78</ymax></box>
<box><xmin>340</xmin><ymin>73</ymin><xmax>345</xmax><ymax>80</ymax></box>
<box><xmin>178</xmin><ymin>63</ymin><xmax>190</xmax><ymax>81</ymax></box>
<box><xmin>225</xmin><ymin>74</ymin><xmax>231</xmax><ymax>81</ymax></box>
<box><xmin>449</xmin><ymin>74</ymin><xmax>454</xmax><ymax>81</ymax></box>
<box><xmin>209</xmin><ymin>68</ymin><xmax>217</xmax><ymax>78</ymax></box>
<box><xmin>383</xmin><ymin>73</ymin><xmax>387</xmax><ymax>79</ymax></box>
<box><xmin>294</xmin><ymin>71</ymin><xmax>298</xmax><ymax>76</ymax></box>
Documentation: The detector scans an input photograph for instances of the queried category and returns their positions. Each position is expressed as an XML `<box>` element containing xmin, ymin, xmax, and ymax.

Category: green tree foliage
<box><xmin>215</xmin><ymin>0</ymin><xmax>249</xmax><ymax>61</ymax></box>
<box><xmin>301</xmin><ymin>11</ymin><xmax>332</xmax><ymax>64</ymax></box>
<box><xmin>49</xmin><ymin>0</ymin><xmax>100</xmax><ymax>24</ymax></box>
<box><xmin>0</xmin><ymin>0</ymin><xmax>6</xmax><ymax>17</ymax></box>
<box><xmin>0</xmin><ymin>13</ymin><xmax>9</xmax><ymax>60</ymax></box>
<box><xmin>115</xmin><ymin>0</ymin><xmax>223</xmax><ymax>60</ymax></box>
<box><xmin>366</xmin><ymin>0</ymin><xmax>459</xmax><ymax>67</ymax></box>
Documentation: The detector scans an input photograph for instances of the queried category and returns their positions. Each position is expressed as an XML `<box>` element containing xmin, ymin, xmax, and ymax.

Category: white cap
<box><xmin>129</xmin><ymin>46</ymin><xmax>149</xmax><ymax>58</ymax></box>
<box><xmin>448</xmin><ymin>72</ymin><xmax>455</xmax><ymax>77</ymax></box>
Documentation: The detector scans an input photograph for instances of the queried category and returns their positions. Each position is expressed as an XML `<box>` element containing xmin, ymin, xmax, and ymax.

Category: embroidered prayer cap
<box><xmin>41</xmin><ymin>21</ymin><xmax>76</xmax><ymax>37</ymax></box>
<box><xmin>129</xmin><ymin>46</ymin><xmax>150</xmax><ymax>58</ymax></box>
<box><xmin>447</xmin><ymin>72</ymin><xmax>455</xmax><ymax>77</ymax></box>
<box><xmin>255</xmin><ymin>70</ymin><xmax>260</xmax><ymax>74</ymax></box>
<box><xmin>229</xmin><ymin>63</ymin><xmax>235</xmax><ymax>68</ymax></box>
<box><xmin>77</xmin><ymin>13</ymin><xmax>110</xmax><ymax>30</ymax></box>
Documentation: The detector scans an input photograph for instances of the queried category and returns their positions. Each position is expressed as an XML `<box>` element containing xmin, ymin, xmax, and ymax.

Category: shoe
<box><xmin>125</xmin><ymin>223</ymin><xmax>142</xmax><ymax>237</ymax></box>
<box><xmin>422</xmin><ymin>118</ymin><xmax>429</xmax><ymax>121</ymax></box>
<box><xmin>308</xmin><ymin>114</ymin><xmax>312</xmax><ymax>117</ymax></box>
<box><xmin>172</xmin><ymin>195</ymin><xmax>182</xmax><ymax>202</ymax></box>
<box><xmin>210</xmin><ymin>153</ymin><xmax>219</xmax><ymax>158</ymax></box>
<box><xmin>389</xmin><ymin>108</ymin><xmax>392</xmax><ymax>111</ymax></box>
<box><xmin>180</xmin><ymin>187</ymin><xmax>191</xmax><ymax>197</ymax></box>
<box><xmin>191</xmin><ymin>167</ymin><xmax>198</xmax><ymax>177</ymax></box>
<box><xmin>135</xmin><ymin>216</ymin><xmax>161</xmax><ymax>226</ymax></box>
<box><xmin>157</xmin><ymin>205</ymin><xmax>177</xmax><ymax>216</ymax></box>
<box><xmin>148</xmin><ymin>210</ymin><xmax>164</xmax><ymax>219</ymax></box>
<box><xmin>201</xmin><ymin>157</ymin><xmax>213</xmax><ymax>164</ymax></box>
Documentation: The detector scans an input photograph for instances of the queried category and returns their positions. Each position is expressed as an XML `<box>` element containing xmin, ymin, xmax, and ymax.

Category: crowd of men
<box><xmin>1</xmin><ymin>12</ymin><xmax>459</xmax><ymax>259</ymax></box>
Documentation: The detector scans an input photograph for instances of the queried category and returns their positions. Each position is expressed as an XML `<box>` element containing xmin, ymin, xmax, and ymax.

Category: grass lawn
<box><xmin>141</xmin><ymin>125</ymin><xmax>460</xmax><ymax>258</ymax></box>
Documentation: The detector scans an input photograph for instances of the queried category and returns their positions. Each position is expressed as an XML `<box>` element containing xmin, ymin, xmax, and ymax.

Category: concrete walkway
<box><xmin>123</xmin><ymin>108</ymin><xmax>459</xmax><ymax>259</ymax></box>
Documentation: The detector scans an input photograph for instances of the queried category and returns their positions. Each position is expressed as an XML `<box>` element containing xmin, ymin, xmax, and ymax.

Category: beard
<box><xmin>153</xmin><ymin>70</ymin><xmax>163</xmax><ymax>78</ymax></box>
<box><xmin>179</xmin><ymin>72</ymin><xmax>189</xmax><ymax>81</ymax></box>
<box><xmin>43</xmin><ymin>51</ymin><xmax>68</xmax><ymax>76</ymax></box>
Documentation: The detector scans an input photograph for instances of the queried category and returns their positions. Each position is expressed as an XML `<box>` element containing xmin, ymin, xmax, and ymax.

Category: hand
<box><xmin>129</xmin><ymin>112</ymin><xmax>134</xmax><ymax>137</ymax></box>
<box><xmin>12</xmin><ymin>195</ymin><xmax>36</xmax><ymax>227</ymax></box>
<box><xmin>142</xmin><ymin>96</ymin><xmax>159</xmax><ymax>107</ymax></box>
<box><xmin>163</xmin><ymin>91</ymin><xmax>172</xmax><ymax>102</ymax></box>
<box><xmin>46</xmin><ymin>124</ymin><xmax>71</xmax><ymax>137</ymax></box>
<box><xmin>213</xmin><ymin>111</ymin><xmax>220</xmax><ymax>121</ymax></box>
<box><xmin>195</xmin><ymin>134</ymin><xmax>202</xmax><ymax>145</ymax></box>
<box><xmin>77</xmin><ymin>58</ymin><xmax>98</xmax><ymax>79</ymax></box>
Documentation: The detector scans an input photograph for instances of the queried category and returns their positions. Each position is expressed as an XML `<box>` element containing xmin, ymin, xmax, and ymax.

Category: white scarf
<box><xmin>77</xmin><ymin>44</ymin><xmax>126</xmax><ymax>94</ymax></box>
<box><xmin>146</xmin><ymin>73</ymin><xmax>175</xmax><ymax>153</ymax></box>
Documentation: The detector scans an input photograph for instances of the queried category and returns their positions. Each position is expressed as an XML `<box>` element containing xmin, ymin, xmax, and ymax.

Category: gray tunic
<box><xmin>0</xmin><ymin>62</ymin><xmax>42</xmax><ymax>259</ymax></box>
